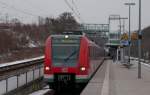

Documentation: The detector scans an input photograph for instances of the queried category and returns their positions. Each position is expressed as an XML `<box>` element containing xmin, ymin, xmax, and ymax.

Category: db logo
<box><xmin>62</xmin><ymin>68</ymin><xmax>68</xmax><ymax>72</ymax></box>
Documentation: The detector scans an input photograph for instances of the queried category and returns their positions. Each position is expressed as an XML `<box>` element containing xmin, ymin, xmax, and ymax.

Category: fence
<box><xmin>0</xmin><ymin>64</ymin><xmax>44</xmax><ymax>95</ymax></box>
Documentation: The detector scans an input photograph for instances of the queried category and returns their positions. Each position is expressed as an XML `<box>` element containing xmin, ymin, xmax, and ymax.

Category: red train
<box><xmin>44</xmin><ymin>32</ymin><xmax>104</xmax><ymax>91</ymax></box>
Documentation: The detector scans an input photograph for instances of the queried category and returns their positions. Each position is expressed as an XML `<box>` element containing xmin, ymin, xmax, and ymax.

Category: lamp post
<box><xmin>124</xmin><ymin>3</ymin><xmax>135</xmax><ymax>67</ymax></box>
<box><xmin>138</xmin><ymin>0</ymin><xmax>142</xmax><ymax>79</ymax></box>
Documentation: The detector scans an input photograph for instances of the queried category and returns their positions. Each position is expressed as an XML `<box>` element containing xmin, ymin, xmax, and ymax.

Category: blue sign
<box><xmin>121</xmin><ymin>40</ymin><xmax>129</xmax><ymax>46</ymax></box>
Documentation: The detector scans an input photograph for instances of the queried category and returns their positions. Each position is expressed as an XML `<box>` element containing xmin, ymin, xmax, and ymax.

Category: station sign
<box><xmin>120</xmin><ymin>40</ymin><xmax>129</xmax><ymax>46</ymax></box>
<box><xmin>131</xmin><ymin>32</ymin><xmax>138</xmax><ymax>40</ymax></box>
<box><xmin>121</xmin><ymin>33</ymin><xmax>128</xmax><ymax>40</ymax></box>
<box><xmin>121</xmin><ymin>32</ymin><xmax>138</xmax><ymax>40</ymax></box>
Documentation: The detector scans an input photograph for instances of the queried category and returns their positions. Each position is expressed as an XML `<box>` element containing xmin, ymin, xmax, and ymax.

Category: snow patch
<box><xmin>29</xmin><ymin>89</ymin><xmax>50</xmax><ymax>95</ymax></box>
<box><xmin>0</xmin><ymin>56</ymin><xmax>44</xmax><ymax>68</ymax></box>
<box><xmin>28</xmin><ymin>42</ymin><xmax>37</xmax><ymax>48</ymax></box>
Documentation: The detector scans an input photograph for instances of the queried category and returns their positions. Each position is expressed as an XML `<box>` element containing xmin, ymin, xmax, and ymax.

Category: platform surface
<box><xmin>81</xmin><ymin>59</ymin><xmax>150</xmax><ymax>95</ymax></box>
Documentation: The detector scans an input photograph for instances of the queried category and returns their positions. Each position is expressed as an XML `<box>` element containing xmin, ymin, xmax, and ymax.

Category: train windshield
<box><xmin>52</xmin><ymin>37</ymin><xmax>80</xmax><ymax>67</ymax></box>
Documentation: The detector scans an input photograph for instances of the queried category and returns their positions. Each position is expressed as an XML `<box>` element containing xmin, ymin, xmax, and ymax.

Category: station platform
<box><xmin>81</xmin><ymin>60</ymin><xmax>150</xmax><ymax>95</ymax></box>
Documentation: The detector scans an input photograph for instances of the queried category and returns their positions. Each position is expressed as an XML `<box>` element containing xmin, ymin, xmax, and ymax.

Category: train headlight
<box><xmin>80</xmin><ymin>67</ymin><xmax>86</xmax><ymax>71</ymax></box>
<box><xmin>45</xmin><ymin>66</ymin><xmax>50</xmax><ymax>71</ymax></box>
<box><xmin>65</xmin><ymin>35</ymin><xmax>69</xmax><ymax>39</ymax></box>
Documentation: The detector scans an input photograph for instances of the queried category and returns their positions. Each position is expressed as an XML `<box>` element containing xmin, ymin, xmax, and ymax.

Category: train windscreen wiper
<box><xmin>64</xmin><ymin>49</ymin><xmax>78</xmax><ymax>62</ymax></box>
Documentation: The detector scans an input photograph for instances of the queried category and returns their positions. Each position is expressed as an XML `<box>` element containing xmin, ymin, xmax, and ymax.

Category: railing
<box><xmin>80</xmin><ymin>24</ymin><xmax>109</xmax><ymax>32</ymax></box>
<box><xmin>130</xmin><ymin>57</ymin><xmax>149</xmax><ymax>63</ymax></box>
<box><xmin>124</xmin><ymin>56</ymin><xmax>149</xmax><ymax>64</ymax></box>
<box><xmin>0</xmin><ymin>56</ymin><xmax>44</xmax><ymax>95</ymax></box>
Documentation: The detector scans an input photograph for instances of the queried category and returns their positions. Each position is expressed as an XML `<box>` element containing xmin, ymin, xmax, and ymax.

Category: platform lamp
<box><xmin>138</xmin><ymin>0</ymin><xmax>142</xmax><ymax>79</ymax></box>
<box><xmin>124</xmin><ymin>2</ymin><xmax>135</xmax><ymax>67</ymax></box>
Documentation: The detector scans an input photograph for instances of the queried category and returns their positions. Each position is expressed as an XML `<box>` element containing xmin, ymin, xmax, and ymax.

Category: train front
<box><xmin>44</xmin><ymin>34</ymin><xmax>89</xmax><ymax>90</ymax></box>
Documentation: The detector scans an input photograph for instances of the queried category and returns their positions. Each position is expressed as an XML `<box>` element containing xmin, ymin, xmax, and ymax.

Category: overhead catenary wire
<box><xmin>64</xmin><ymin>0</ymin><xmax>80</xmax><ymax>18</ymax></box>
<box><xmin>0</xmin><ymin>1</ymin><xmax>40</xmax><ymax>17</ymax></box>
<box><xmin>0</xmin><ymin>0</ymin><xmax>84</xmax><ymax>23</ymax></box>
<box><xmin>20</xmin><ymin>0</ymin><xmax>47</xmax><ymax>16</ymax></box>
<box><xmin>72</xmin><ymin>0</ymin><xmax>80</xmax><ymax>16</ymax></box>
<box><xmin>71</xmin><ymin>0</ymin><xmax>84</xmax><ymax>23</ymax></box>
<box><xmin>64</xmin><ymin>0</ymin><xmax>84</xmax><ymax>23</ymax></box>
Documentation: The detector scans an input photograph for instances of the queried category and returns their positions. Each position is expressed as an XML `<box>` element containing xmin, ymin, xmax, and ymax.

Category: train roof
<box><xmin>50</xmin><ymin>34</ymin><xmax>83</xmax><ymax>38</ymax></box>
<box><xmin>61</xmin><ymin>31</ymin><xmax>83</xmax><ymax>35</ymax></box>
<box><xmin>47</xmin><ymin>32</ymin><xmax>101</xmax><ymax>48</ymax></box>
<box><xmin>50</xmin><ymin>31</ymin><xmax>85</xmax><ymax>38</ymax></box>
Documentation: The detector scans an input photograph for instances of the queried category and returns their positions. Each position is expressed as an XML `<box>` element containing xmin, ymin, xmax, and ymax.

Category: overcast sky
<box><xmin>0</xmin><ymin>0</ymin><xmax>149</xmax><ymax>31</ymax></box>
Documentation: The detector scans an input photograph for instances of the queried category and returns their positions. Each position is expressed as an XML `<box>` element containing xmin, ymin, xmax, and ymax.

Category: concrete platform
<box><xmin>81</xmin><ymin>60</ymin><xmax>150</xmax><ymax>95</ymax></box>
<box><xmin>81</xmin><ymin>60</ymin><xmax>109</xmax><ymax>95</ymax></box>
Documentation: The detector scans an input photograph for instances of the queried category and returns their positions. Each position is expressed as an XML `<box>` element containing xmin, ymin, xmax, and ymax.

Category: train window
<box><xmin>52</xmin><ymin>38</ymin><xmax>80</xmax><ymax>67</ymax></box>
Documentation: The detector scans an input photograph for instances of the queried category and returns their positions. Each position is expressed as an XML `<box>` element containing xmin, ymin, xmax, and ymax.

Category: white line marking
<box><xmin>101</xmin><ymin>61</ymin><xmax>110</xmax><ymax>95</ymax></box>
